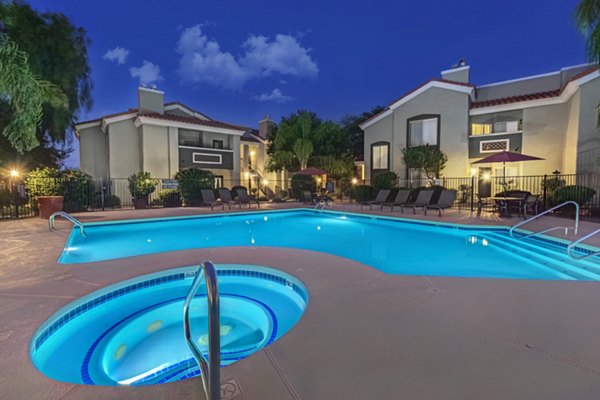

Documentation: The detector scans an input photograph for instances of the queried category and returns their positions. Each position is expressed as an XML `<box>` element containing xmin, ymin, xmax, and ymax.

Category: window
<box><xmin>214</xmin><ymin>175</ymin><xmax>224</xmax><ymax>188</ymax></box>
<box><xmin>372</xmin><ymin>143</ymin><xmax>389</xmax><ymax>170</ymax></box>
<box><xmin>213</xmin><ymin>140</ymin><xmax>224</xmax><ymax>149</ymax></box>
<box><xmin>471</xmin><ymin>123</ymin><xmax>492</xmax><ymax>136</ymax></box>
<box><xmin>193</xmin><ymin>153</ymin><xmax>222</xmax><ymax>164</ymax></box>
<box><xmin>409</xmin><ymin>117</ymin><xmax>438</xmax><ymax>147</ymax></box>
<box><xmin>480</xmin><ymin>139</ymin><xmax>509</xmax><ymax>153</ymax></box>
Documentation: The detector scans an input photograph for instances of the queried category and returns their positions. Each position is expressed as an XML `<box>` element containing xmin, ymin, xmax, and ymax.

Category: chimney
<box><xmin>441</xmin><ymin>59</ymin><xmax>470</xmax><ymax>83</ymax></box>
<box><xmin>137</xmin><ymin>85</ymin><xmax>164</xmax><ymax>115</ymax></box>
<box><xmin>258</xmin><ymin>115</ymin><xmax>274</xmax><ymax>139</ymax></box>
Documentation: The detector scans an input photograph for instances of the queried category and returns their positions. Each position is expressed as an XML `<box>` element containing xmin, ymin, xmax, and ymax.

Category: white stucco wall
<box><xmin>576</xmin><ymin>78</ymin><xmax>600</xmax><ymax>173</ymax></box>
<box><xmin>79</xmin><ymin>125</ymin><xmax>108</xmax><ymax>179</ymax></box>
<box><xmin>107</xmin><ymin>119</ymin><xmax>141</xmax><ymax>179</ymax></box>
<box><xmin>141</xmin><ymin>124</ymin><xmax>172</xmax><ymax>178</ymax></box>
<box><xmin>521</xmin><ymin>103</ymin><xmax>569</xmax><ymax>176</ymax></box>
<box><xmin>363</xmin><ymin>86</ymin><xmax>470</xmax><ymax>180</ymax></box>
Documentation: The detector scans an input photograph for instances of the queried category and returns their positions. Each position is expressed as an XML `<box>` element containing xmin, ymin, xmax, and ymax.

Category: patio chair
<box><xmin>380</xmin><ymin>189</ymin><xmax>411</xmax><ymax>212</ymax></box>
<box><xmin>218</xmin><ymin>188</ymin><xmax>241</xmax><ymax>210</ymax></box>
<box><xmin>403</xmin><ymin>190</ymin><xmax>434</xmax><ymax>214</ymax></box>
<box><xmin>519</xmin><ymin>194</ymin><xmax>540</xmax><ymax>219</ymax></box>
<box><xmin>235</xmin><ymin>187</ymin><xmax>261</xmax><ymax>208</ymax></box>
<box><xmin>424</xmin><ymin>190</ymin><xmax>457</xmax><ymax>217</ymax></box>
<box><xmin>200</xmin><ymin>189</ymin><xmax>219</xmax><ymax>211</ymax></box>
<box><xmin>360</xmin><ymin>189</ymin><xmax>391</xmax><ymax>210</ymax></box>
<box><xmin>301</xmin><ymin>191</ymin><xmax>314</xmax><ymax>205</ymax></box>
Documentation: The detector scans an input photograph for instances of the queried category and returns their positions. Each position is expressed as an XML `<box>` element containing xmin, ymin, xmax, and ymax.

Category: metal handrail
<box><xmin>314</xmin><ymin>199</ymin><xmax>331</xmax><ymax>210</ymax></box>
<box><xmin>567</xmin><ymin>227</ymin><xmax>600</xmax><ymax>260</ymax></box>
<box><xmin>48</xmin><ymin>211</ymin><xmax>87</xmax><ymax>238</ymax></box>
<box><xmin>509</xmin><ymin>201</ymin><xmax>579</xmax><ymax>239</ymax></box>
<box><xmin>183</xmin><ymin>261</ymin><xmax>220</xmax><ymax>400</ymax></box>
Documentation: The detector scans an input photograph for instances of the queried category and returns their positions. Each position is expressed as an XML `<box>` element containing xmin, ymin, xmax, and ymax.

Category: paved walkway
<box><xmin>2</xmin><ymin>205</ymin><xmax>600</xmax><ymax>399</ymax></box>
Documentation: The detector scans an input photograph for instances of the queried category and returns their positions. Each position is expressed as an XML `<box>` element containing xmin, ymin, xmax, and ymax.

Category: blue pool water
<box><xmin>60</xmin><ymin>210</ymin><xmax>600</xmax><ymax>281</ymax></box>
<box><xmin>30</xmin><ymin>264</ymin><xmax>308</xmax><ymax>385</ymax></box>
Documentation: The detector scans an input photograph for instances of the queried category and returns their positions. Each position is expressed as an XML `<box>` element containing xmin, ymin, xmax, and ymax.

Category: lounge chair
<box><xmin>403</xmin><ymin>190</ymin><xmax>434</xmax><ymax>214</ymax></box>
<box><xmin>200</xmin><ymin>189</ymin><xmax>219</xmax><ymax>210</ymax></box>
<box><xmin>360</xmin><ymin>189</ymin><xmax>391</xmax><ymax>210</ymax></box>
<box><xmin>218</xmin><ymin>188</ymin><xmax>240</xmax><ymax>210</ymax></box>
<box><xmin>424</xmin><ymin>190</ymin><xmax>457</xmax><ymax>217</ymax></box>
<box><xmin>301</xmin><ymin>191</ymin><xmax>314</xmax><ymax>205</ymax></box>
<box><xmin>380</xmin><ymin>189</ymin><xmax>411</xmax><ymax>212</ymax></box>
<box><xmin>235</xmin><ymin>187</ymin><xmax>260</xmax><ymax>208</ymax></box>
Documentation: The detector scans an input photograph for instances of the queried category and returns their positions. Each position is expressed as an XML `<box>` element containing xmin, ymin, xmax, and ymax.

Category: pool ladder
<box><xmin>48</xmin><ymin>211</ymin><xmax>87</xmax><ymax>238</ymax></box>
<box><xmin>314</xmin><ymin>198</ymin><xmax>331</xmax><ymax>210</ymax></box>
<box><xmin>183</xmin><ymin>260</ymin><xmax>221</xmax><ymax>400</ymax></box>
<box><xmin>508</xmin><ymin>201</ymin><xmax>579</xmax><ymax>240</ymax></box>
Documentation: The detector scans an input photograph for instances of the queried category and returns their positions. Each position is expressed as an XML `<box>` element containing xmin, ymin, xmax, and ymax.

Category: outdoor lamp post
<box><xmin>8</xmin><ymin>169</ymin><xmax>20</xmax><ymax>218</ymax></box>
<box><xmin>470</xmin><ymin>167</ymin><xmax>476</xmax><ymax>212</ymax></box>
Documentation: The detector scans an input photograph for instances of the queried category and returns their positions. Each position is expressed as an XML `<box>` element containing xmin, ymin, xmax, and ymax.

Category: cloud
<box><xmin>103</xmin><ymin>47</ymin><xmax>130</xmax><ymax>65</ymax></box>
<box><xmin>129</xmin><ymin>61</ymin><xmax>163</xmax><ymax>85</ymax></box>
<box><xmin>176</xmin><ymin>25</ymin><xmax>318</xmax><ymax>89</ymax></box>
<box><xmin>254</xmin><ymin>88</ymin><xmax>292</xmax><ymax>103</ymax></box>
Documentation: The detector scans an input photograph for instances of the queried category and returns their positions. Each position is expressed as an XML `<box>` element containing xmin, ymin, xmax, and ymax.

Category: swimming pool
<box><xmin>60</xmin><ymin>209</ymin><xmax>600</xmax><ymax>281</ymax></box>
<box><xmin>30</xmin><ymin>264</ymin><xmax>308</xmax><ymax>386</ymax></box>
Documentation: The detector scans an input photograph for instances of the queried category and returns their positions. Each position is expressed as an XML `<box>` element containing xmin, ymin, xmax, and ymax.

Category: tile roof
<box><xmin>139</xmin><ymin>113</ymin><xmax>246</xmax><ymax>131</ymax></box>
<box><xmin>241</xmin><ymin>129</ymin><xmax>263</xmax><ymax>143</ymax></box>
<box><xmin>386</xmin><ymin>78</ymin><xmax>475</xmax><ymax>107</ymax></box>
<box><xmin>470</xmin><ymin>89</ymin><xmax>562</xmax><ymax>109</ymax></box>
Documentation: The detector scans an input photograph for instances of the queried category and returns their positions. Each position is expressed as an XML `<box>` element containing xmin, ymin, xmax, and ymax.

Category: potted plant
<box><xmin>24</xmin><ymin>167</ymin><xmax>65</xmax><ymax>219</ymax></box>
<box><xmin>128</xmin><ymin>172</ymin><xmax>157</xmax><ymax>209</ymax></box>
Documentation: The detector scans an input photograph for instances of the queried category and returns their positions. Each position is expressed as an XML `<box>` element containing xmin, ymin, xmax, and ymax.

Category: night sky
<box><xmin>27</xmin><ymin>0</ymin><xmax>587</xmax><ymax>168</ymax></box>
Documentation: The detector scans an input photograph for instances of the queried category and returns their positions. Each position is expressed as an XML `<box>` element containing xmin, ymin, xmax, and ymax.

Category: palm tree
<box><xmin>575</xmin><ymin>0</ymin><xmax>600</xmax><ymax>125</ymax></box>
<box><xmin>0</xmin><ymin>33</ymin><xmax>68</xmax><ymax>153</ymax></box>
<box><xmin>292</xmin><ymin>112</ymin><xmax>314</xmax><ymax>170</ymax></box>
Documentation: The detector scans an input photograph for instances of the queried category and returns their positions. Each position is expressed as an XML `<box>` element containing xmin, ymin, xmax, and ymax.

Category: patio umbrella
<box><xmin>296</xmin><ymin>167</ymin><xmax>328</xmax><ymax>176</ymax></box>
<box><xmin>472</xmin><ymin>150</ymin><xmax>544</xmax><ymax>187</ymax></box>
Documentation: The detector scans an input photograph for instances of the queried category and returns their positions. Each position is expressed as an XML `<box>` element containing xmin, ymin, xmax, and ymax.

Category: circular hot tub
<box><xmin>30</xmin><ymin>264</ymin><xmax>308</xmax><ymax>386</ymax></box>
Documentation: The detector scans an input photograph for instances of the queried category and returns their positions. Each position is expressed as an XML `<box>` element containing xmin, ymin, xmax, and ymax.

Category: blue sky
<box><xmin>28</xmin><ymin>0</ymin><xmax>587</xmax><ymax>168</ymax></box>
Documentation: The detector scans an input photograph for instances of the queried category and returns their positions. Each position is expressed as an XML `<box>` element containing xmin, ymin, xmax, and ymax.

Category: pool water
<box><xmin>30</xmin><ymin>265</ymin><xmax>308</xmax><ymax>386</ymax></box>
<box><xmin>60</xmin><ymin>210</ymin><xmax>600</xmax><ymax>281</ymax></box>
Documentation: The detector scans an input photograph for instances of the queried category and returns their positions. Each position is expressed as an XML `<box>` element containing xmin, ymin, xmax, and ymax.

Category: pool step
<box><xmin>481</xmin><ymin>232</ymin><xmax>600</xmax><ymax>281</ymax></box>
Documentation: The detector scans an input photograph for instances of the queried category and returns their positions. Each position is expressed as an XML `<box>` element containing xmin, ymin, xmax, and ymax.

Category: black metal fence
<box><xmin>4</xmin><ymin>173</ymin><xmax>600</xmax><ymax>221</ymax></box>
<box><xmin>0</xmin><ymin>177</ymin><xmax>293</xmax><ymax>220</ymax></box>
<box><xmin>357</xmin><ymin>173</ymin><xmax>600</xmax><ymax>221</ymax></box>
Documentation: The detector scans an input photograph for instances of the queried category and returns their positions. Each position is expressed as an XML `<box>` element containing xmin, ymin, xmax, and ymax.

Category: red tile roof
<box><xmin>241</xmin><ymin>129</ymin><xmax>263</xmax><ymax>143</ymax></box>
<box><xmin>140</xmin><ymin>113</ymin><xmax>246</xmax><ymax>131</ymax></box>
<box><xmin>470</xmin><ymin>89</ymin><xmax>561</xmax><ymax>109</ymax></box>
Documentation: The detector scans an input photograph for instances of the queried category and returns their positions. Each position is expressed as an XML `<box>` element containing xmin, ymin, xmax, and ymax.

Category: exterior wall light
<box><xmin>10</xmin><ymin>169</ymin><xmax>19</xmax><ymax>178</ymax></box>
<box><xmin>351</xmin><ymin>178</ymin><xmax>358</xmax><ymax>185</ymax></box>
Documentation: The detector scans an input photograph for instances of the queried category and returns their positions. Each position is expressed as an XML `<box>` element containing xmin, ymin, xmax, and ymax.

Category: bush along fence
<box><xmin>349</xmin><ymin>173</ymin><xmax>600</xmax><ymax>221</ymax></box>
<box><xmin>0</xmin><ymin>171</ymin><xmax>294</xmax><ymax>220</ymax></box>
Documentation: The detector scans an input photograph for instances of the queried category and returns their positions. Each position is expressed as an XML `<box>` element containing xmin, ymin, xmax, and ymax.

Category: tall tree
<box><xmin>340</xmin><ymin>105</ymin><xmax>386</xmax><ymax>159</ymax></box>
<box><xmin>0</xmin><ymin>33</ymin><xmax>68</xmax><ymax>152</ymax></box>
<box><xmin>575</xmin><ymin>0</ymin><xmax>600</xmax><ymax>125</ymax></box>
<box><xmin>576</xmin><ymin>0</ymin><xmax>600</xmax><ymax>64</ymax></box>
<box><xmin>0</xmin><ymin>1</ymin><xmax>93</xmax><ymax>167</ymax></box>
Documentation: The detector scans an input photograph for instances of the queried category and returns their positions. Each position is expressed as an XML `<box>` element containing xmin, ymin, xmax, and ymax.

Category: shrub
<box><xmin>351</xmin><ymin>184</ymin><xmax>375</xmax><ymax>202</ymax></box>
<box><xmin>372</xmin><ymin>171</ymin><xmax>398</xmax><ymax>192</ymax></box>
<box><xmin>552</xmin><ymin>185</ymin><xmax>596</xmax><ymax>206</ymax></box>
<box><xmin>62</xmin><ymin>170</ymin><xmax>93</xmax><ymax>212</ymax></box>
<box><xmin>0</xmin><ymin>189</ymin><xmax>27</xmax><ymax>207</ymax></box>
<box><xmin>291</xmin><ymin>174</ymin><xmax>315</xmax><ymax>200</ymax></box>
<box><xmin>127</xmin><ymin>171</ymin><xmax>158</xmax><ymax>200</ymax></box>
<box><xmin>542</xmin><ymin>177</ymin><xmax>566</xmax><ymax>198</ymax></box>
<box><xmin>91</xmin><ymin>193</ymin><xmax>121</xmax><ymax>209</ymax></box>
<box><xmin>175</xmin><ymin>168</ymin><xmax>215</xmax><ymax>206</ymax></box>
<box><xmin>24</xmin><ymin>167</ymin><xmax>63</xmax><ymax>198</ymax></box>
<box><xmin>158</xmin><ymin>189</ymin><xmax>182</xmax><ymax>207</ymax></box>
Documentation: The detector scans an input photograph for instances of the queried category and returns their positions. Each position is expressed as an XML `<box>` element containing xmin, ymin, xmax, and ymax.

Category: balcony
<box><xmin>178</xmin><ymin>145</ymin><xmax>235</xmax><ymax>170</ymax></box>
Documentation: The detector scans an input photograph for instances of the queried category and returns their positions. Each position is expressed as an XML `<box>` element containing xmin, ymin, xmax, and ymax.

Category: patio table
<box><xmin>488</xmin><ymin>196</ymin><xmax>524</xmax><ymax>218</ymax></box>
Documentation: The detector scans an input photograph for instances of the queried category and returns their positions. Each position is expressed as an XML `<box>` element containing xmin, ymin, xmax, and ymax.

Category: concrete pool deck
<box><xmin>2</xmin><ymin>205</ymin><xmax>600</xmax><ymax>399</ymax></box>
